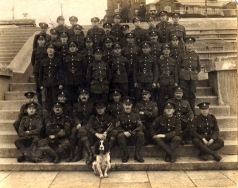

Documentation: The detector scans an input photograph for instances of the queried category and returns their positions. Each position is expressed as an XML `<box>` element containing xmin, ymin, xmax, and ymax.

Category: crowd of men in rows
<box><xmin>13</xmin><ymin>11</ymin><xmax>224</xmax><ymax>164</ymax></box>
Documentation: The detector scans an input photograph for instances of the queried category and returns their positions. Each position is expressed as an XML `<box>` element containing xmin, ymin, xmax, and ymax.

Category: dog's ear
<box><xmin>94</xmin><ymin>140</ymin><xmax>100</xmax><ymax>155</ymax></box>
<box><xmin>103</xmin><ymin>139</ymin><xmax>110</xmax><ymax>154</ymax></box>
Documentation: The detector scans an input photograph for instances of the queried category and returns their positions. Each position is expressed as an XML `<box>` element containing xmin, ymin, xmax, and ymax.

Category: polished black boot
<box><xmin>72</xmin><ymin>141</ymin><xmax>83</xmax><ymax>162</ymax></box>
<box><xmin>134</xmin><ymin>153</ymin><xmax>144</xmax><ymax>163</ymax></box>
<box><xmin>83</xmin><ymin>140</ymin><xmax>93</xmax><ymax>165</ymax></box>
<box><xmin>66</xmin><ymin>139</ymin><xmax>76</xmax><ymax>162</ymax></box>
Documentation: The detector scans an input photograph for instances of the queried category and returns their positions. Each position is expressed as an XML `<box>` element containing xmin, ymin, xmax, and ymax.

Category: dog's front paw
<box><xmin>104</xmin><ymin>173</ymin><xmax>108</xmax><ymax>178</ymax></box>
<box><xmin>100</xmin><ymin>174</ymin><xmax>104</xmax><ymax>179</ymax></box>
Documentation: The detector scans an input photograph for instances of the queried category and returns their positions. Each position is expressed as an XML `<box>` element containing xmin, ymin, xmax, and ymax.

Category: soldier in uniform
<box><xmin>108</xmin><ymin>42</ymin><xmax>129</xmax><ymax>96</ymax></box>
<box><xmin>102</xmin><ymin>37</ymin><xmax>114</xmax><ymax>63</ymax></box>
<box><xmin>156</xmin><ymin>11</ymin><xmax>172</xmax><ymax>43</ymax></box>
<box><xmin>80</xmin><ymin>36</ymin><xmax>95</xmax><ymax>70</ymax></box>
<box><xmin>116</xmin><ymin>97</ymin><xmax>145</xmax><ymax>163</ymax></box>
<box><xmin>107</xmin><ymin>89</ymin><xmax>124</xmax><ymax>119</ymax></box>
<box><xmin>111</xmin><ymin>14</ymin><xmax>124</xmax><ymax>42</ymax></box>
<box><xmin>177</xmin><ymin>37</ymin><xmax>201</xmax><ymax>113</ymax></box>
<box><xmin>68</xmin><ymin>16</ymin><xmax>84</xmax><ymax>39</ymax></box>
<box><xmin>150</xmin><ymin>102</ymin><xmax>181</xmax><ymax>163</ymax></box>
<box><xmin>39</xmin><ymin>43</ymin><xmax>64</xmax><ymax>111</ymax></box>
<box><xmin>55</xmin><ymin>16</ymin><xmax>68</xmax><ymax>33</ymax></box>
<box><xmin>70</xmin><ymin>24</ymin><xmax>84</xmax><ymax>51</ymax></box>
<box><xmin>87</xmin><ymin>17</ymin><xmax>105</xmax><ymax>46</ymax></box>
<box><xmin>86</xmin><ymin>100</ymin><xmax>116</xmax><ymax>161</ymax></box>
<box><xmin>38</xmin><ymin>102</ymin><xmax>71</xmax><ymax>163</ymax></box>
<box><xmin>63</xmin><ymin>41</ymin><xmax>87</xmax><ymax>104</ymax></box>
<box><xmin>134</xmin><ymin>89</ymin><xmax>158</xmax><ymax>144</ymax></box>
<box><xmin>131</xmin><ymin>17</ymin><xmax>147</xmax><ymax>46</ymax></box>
<box><xmin>67</xmin><ymin>89</ymin><xmax>94</xmax><ymax>162</ymax></box>
<box><xmin>49</xmin><ymin>29</ymin><xmax>61</xmax><ymax>54</ymax></box>
<box><xmin>58</xmin><ymin>31</ymin><xmax>69</xmax><ymax>62</ymax></box>
<box><xmin>145</xmin><ymin>16</ymin><xmax>163</xmax><ymax>42</ymax></box>
<box><xmin>31</xmin><ymin>34</ymin><xmax>48</xmax><ymax>105</ymax></box>
<box><xmin>170</xmin><ymin>35</ymin><xmax>185</xmax><ymax>61</ymax></box>
<box><xmin>13</xmin><ymin>92</ymin><xmax>43</xmax><ymax>135</ymax></box>
<box><xmin>15</xmin><ymin>102</ymin><xmax>43</xmax><ymax>162</ymax></box>
<box><xmin>166</xmin><ymin>12</ymin><xmax>186</xmax><ymax>43</ymax></box>
<box><xmin>54</xmin><ymin>90</ymin><xmax>73</xmax><ymax>116</ymax></box>
<box><xmin>168</xmin><ymin>86</ymin><xmax>194</xmax><ymax>144</ymax></box>
<box><xmin>149</xmin><ymin>31</ymin><xmax>163</xmax><ymax>59</ymax></box>
<box><xmin>133</xmin><ymin>41</ymin><xmax>158</xmax><ymax>101</ymax></box>
<box><xmin>137</xmin><ymin>2</ymin><xmax>147</xmax><ymax>22</ymax></box>
<box><xmin>33</xmin><ymin>22</ymin><xmax>51</xmax><ymax>49</ymax></box>
<box><xmin>86</xmin><ymin>47</ymin><xmax>111</xmax><ymax>102</ymax></box>
<box><xmin>120</xmin><ymin>24</ymin><xmax>130</xmax><ymax>47</ymax></box>
<box><xmin>191</xmin><ymin>102</ymin><xmax>224</xmax><ymax>161</ymax></box>
<box><xmin>122</xmin><ymin>33</ymin><xmax>141</xmax><ymax>97</ymax></box>
<box><xmin>157</xmin><ymin>43</ymin><xmax>178</xmax><ymax>115</ymax></box>
<box><xmin>100</xmin><ymin>22</ymin><xmax>116</xmax><ymax>46</ymax></box>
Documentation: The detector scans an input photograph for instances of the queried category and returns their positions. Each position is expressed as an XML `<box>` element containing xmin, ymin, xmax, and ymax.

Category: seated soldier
<box><xmin>38</xmin><ymin>102</ymin><xmax>71</xmax><ymax>163</ymax></box>
<box><xmin>67</xmin><ymin>89</ymin><xmax>94</xmax><ymax>162</ymax></box>
<box><xmin>116</xmin><ymin>97</ymin><xmax>145</xmax><ymax>163</ymax></box>
<box><xmin>107</xmin><ymin>89</ymin><xmax>124</xmax><ymax>119</ymax></box>
<box><xmin>191</xmin><ymin>102</ymin><xmax>224</xmax><ymax>162</ymax></box>
<box><xmin>168</xmin><ymin>86</ymin><xmax>194</xmax><ymax>144</ymax></box>
<box><xmin>15</xmin><ymin>102</ymin><xmax>43</xmax><ymax>163</ymax></box>
<box><xmin>150</xmin><ymin>102</ymin><xmax>181</xmax><ymax>163</ymax></box>
<box><xmin>13</xmin><ymin>92</ymin><xmax>42</xmax><ymax>135</ymax></box>
<box><xmin>134</xmin><ymin>89</ymin><xmax>158</xmax><ymax>145</ymax></box>
<box><xmin>85</xmin><ymin>100</ymin><xmax>116</xmax><ymax>163</ymax></box>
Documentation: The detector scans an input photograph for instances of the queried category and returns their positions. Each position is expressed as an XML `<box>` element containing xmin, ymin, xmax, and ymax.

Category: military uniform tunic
<box><xmin>170</xmin><ymin>44</ymin><xmax>185</xmax><ymax>61</ymax></box>
<box><xmin>33</xmin><ymin>32</ymin><xmax>51</xmax><ymax>49</ymax></box>
<box><xmin>70</xmin><ymin>34</ymin><xmax>84</xmax><ymax>51</ymax></box>
<box><xmin>166</xmin><ymin>23</ymin><xmax>186</xmax><ymax>43</ymax></box>
<box><xmin>55</xmin><ymin>25</ymin><xmax>68</xmax><ymax>33</ymax></box>
<box><xmin>150</xmin><ymin>42</ymin><xmax>162</xmax><ymax>59</ymax></box>
<box><xmin>58</xmin><ymin>43</ymin><xmax>69</xmax><ymax>61</ymax></box>
<box><xmin>107</xmin><ymin>101</ymin><xmax>124</xmax><ymax>119</ymax></box>
<box><xmin>145</xmin><ymin>26</ymin><xmax>163</xmax><ymax>42</ymax></box>
<box><xmin>31</xmin><ymin>47</ymin><xmax>48</xmax><ymax>74</ymax></box>
<box><xmin>111</xmin><ymin>23</ymin><xmax>124</xmax><ymax>42</ymax></box>
<box><xmin>131</xmin><ymin>27</ymin><xmax>146</xmax><ymax>45</ymax></box>
<box><xmin>87</xmin><ymin>26</ymin><xmax>105</xmax><ymax>45</ymax></box>
<box><xmin>102</xmin><ymin>48</ymin><xmax>114</xmax><ymax>63</ymax></box>
<box><xmin>156</xmin><ymin>21</ymin><xmax>172</xmax><ymax>43</ymax></box>
<box><xmin>80</xmin><ymin>48</ymin><xmax>94</xmax><ymax>67</ymax></box>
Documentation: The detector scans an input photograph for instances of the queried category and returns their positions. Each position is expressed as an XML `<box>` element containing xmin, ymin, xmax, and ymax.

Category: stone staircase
<box><xmin>0</xmin><ymin>19</ymin><xmax>237</xmax><ymax>171</ymax></box>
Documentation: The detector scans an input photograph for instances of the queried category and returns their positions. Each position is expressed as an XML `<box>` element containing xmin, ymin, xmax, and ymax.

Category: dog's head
<box><xmin>94</xmin><ymin>139</ymin><xmax>110</xmax><ymax>155</ymax></box>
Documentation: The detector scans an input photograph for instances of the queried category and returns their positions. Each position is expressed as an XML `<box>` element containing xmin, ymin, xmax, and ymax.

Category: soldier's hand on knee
<box><xmin>124</xmin><ymin>131</ymin><xmax>131</xmax><ymax>137</ymax></box>
<box><xmin>49</xmin><ymin>135</ymin><xmax>55</xmax><ymax>139</ymax></box>
<box><xmin>40</xmin><ymin>86</ymin><xmax>44</xmax><ymax>90</ymax></box>
<box><xmin>208</xmin><ymin>139</ymin><xmax>214</xmax><ymax>146</ymax></box>
<box><xmin>76</xmin><ymin>124</ymin><xmax>81</xmax><ymax>129</ymax></box>
<box><xmin>202</xmin><ymin>138</ymin><xmax>208</xmax><ymax>145</ymax></box>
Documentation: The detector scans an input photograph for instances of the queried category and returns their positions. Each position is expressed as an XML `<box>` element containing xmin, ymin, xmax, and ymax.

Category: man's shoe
<box><xmin>170</xmin><ymin>155</ymin><xmax>177</xmax><ymax>163</ymax></box>
<box><xmin>134</xmin><ymin>153</ymin><xmax>144</xmax><ymax>163</ymax></box>
<box><xmin>213</xmin><ymin>153</ymin><xmax>222</xmax><ymax>162</ymax></box>
<box><xmin>198</xmin><ymin>152</ymin><xmax>208</xmax><ymax>161</ymax></box>
<box><xmin>53</xmin><ymin>155</ymin><xmax>60</xmax><ymax>164</ymax></box>
<box><xmin>122</xmin><ymin>154</ymin><xmax>129</xmax><ymax>163</ymax></box>
<box><xmin>17</xmin><ymin>155</ymin><xmax>25</xmax><ymax>162</ymax></box>
<box><xmin>164</xmin><ymin>154</ymin><xmax>170</xmax><ymax>162</ymax></box>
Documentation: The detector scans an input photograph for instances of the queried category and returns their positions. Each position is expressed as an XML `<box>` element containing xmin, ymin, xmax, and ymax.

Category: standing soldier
<box><xmin>15</xmin><ymin>102</ymin><xmax>43</xmax><ymax>163</ymax></box>
<box><xmin>145</xmin><ymin>16</ymin><xmax>163</xmax><ymax>42</ymax></box>
<box><xmin>111</xmin><ymin>14</ymin><xmax>124</xmax><ymax>42</ymax></box>
<box><xmin>86</xmin><ymin>47</ymin><xmax>111</xmax><ymax>101</ymax></box>
<box><xmin>133</xmin><ymin>41</ymin><xmax>158</xmax><ymax>101</ymax></box>
<box><xmin>134</xmin><ymin>89</ymin><xmax>158</xmax><ymax>144</ymax></box>
<box><xmin>120</xmin><ymin>24</ymin><xmax>130</xmax><ymax>47</ymax></box>
<box><xmin>31</xmin><ymin>34</ymin><xmax>48</xmax><ymax>105</ymax></box>
<box><xmin>55</xmin><ymin>16</ymin><xmax>68</xmax><ymax>33</ymax></box>
<box><xmin>137</xmin><ymin>2</ymin><xmax>147</xmax><ymax>22</ymax></box>
<box><xmin>58</xmin><ymin>31</ymin><xmax>69</xmax><ymax>62</ymax></box>
<box><xmin>156</xmin><ymin>11</ymin><xmax>172</xmax><ymax>43</ymax></box>
<box><xmin>38</xmin><ymin>102</ymin><xmax>71</xmax><ymax>163</ymax></box>
<box><xmin>108</xmin><ymin>42</ymin><xmax>130</xmax><ymax>96</ymax></box>
<box><xmin>131</xmin><ymin>17</ymin><xmax>147</xmax><ymax>46</ymax></box>
<box><xmin>70</xmin><ymin>24</ymin><xmax>84</xmax><ymax>51</ymax></box>
<box><xmin>116</xmin><ymin>97</ymin><xmax>145</xmax><ymax>163</ymax></box>
<box><xmin>67</xmin><ymin>89</ymin><xmax>94</xmax><ymax>162</ymax></box>
<box><xmin>86</xmin><ymin>100</ymin><xmax>116</xmax><ymax>162</ymax></box>
<box><xmin>102</xmin><ymin>37</ymin><xmax>114</xmax><ymax>63</ymax></box>
<box><xmin>122</xmin><ymin>32</ymin><xmax>141</xmax><ymax>97</ymax></box>
<box><xmin>150</xmin><ymin>102</ymin><xmax>181</xmax><ymax>163</ymax></box>
<box><xmin>33</xmin><ymin>22</ymin><xmax>51</xmax><ymax>49</ymax></box>
<box><xmin>63</xmin><ymin>41</ymin><xmax>87</xmax><ymax>104</ymax></box>
<box><xmin>107</xmin><ymin>89</ymin><xmax>124</xmax><ymax>119</ymax></box>
<box><xmin>39</xmin><ymin>43</ymin><xmax>64</xmax><ymax>111</ymax></box>
<box><xmin>191</xmin><ymin>102</ymin><xmax>224</xmax><ymax>161</ymax></box>
<box><xmin>49</xmin><ymin>29</ymin><xmax>61</xmax><ymax>55</ymax></box>
<box><xmin>87</xmin><ymin>17</ymin><xmax>105</xmax><ymax>46</ymax></box>
<box><xmin>170</xmin><ymin>35</ymin><xmax>185</xmax><ymax>61</ymax></box>
<box><xmin>157</xmin><ymin>43</ymin><xmax>178</xmax><ymax>115</ymax></box>
<box><xmin>168</xmin><ymin>86</ymin><xmax>194</xmax><ymax>144</ymax></box>
<box><xmin>166</xmin><ymin>12</ymin><xmax>186</xmax><ymax>43</ymax></box>
<box><xmin>80</xmin><ymin>36</ymin><xmax>95</xmax><ymax>68</ymax></box>
<box><xmin>68</xmin><ymin>16</ymin><xmax>84</xmax><ymax>39</ymax></box>
<box><xmin>100</xmin><ymin>23</ymin><xmax>116</xmax><ymax>45</ymax></box>
<box><xmin>13</xmin><ymin>92</ymin><xmax>43</xmax><ymax>135</ymax></box>
<box><xmin>177</xmin><ymin>37</ymin><xmax>201</xmax><ymax>113</ymax></box>
<box><xmin>149</xmin><ymin>31</ymin><xmax>163</xmax><ymax>59</ymax></box>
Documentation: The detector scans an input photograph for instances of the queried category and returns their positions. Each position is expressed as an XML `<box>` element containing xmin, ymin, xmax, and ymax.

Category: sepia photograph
<box><xmin>0</xmin><ymin>0</ymin><xmax>237</xmax><ymax>187</ymax></box>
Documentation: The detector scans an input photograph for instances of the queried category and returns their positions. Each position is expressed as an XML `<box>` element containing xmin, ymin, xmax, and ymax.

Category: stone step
<box><xmin>0</xmin><ymin>35</ymin><xmax>30</xmax><ymax>39</ymax></box>
<box><xmin>0</xmin><ymin>128</ymin><xmax>236</xmax><ymax>143</ymax></box>
<box><xmin>0</xmin><ymin>155</ymin><xmax>237</xmax><ymax>171</ymax></box>
<box><xmin>0</xmin><ymin>139</ymin><xmax>237</xmax><ymax>159</ymax></box>
<box><xmin>197</xmin><ymin>80</ymin><xmax>209</xmax><ymax>87</ymax></box>
<box><xmin>4</xmin><ymin>91</ymin><xmax>31</xmax><ymax>100</ymax></box>
<box><xmin>0</xmin><ymin>57</ymin><xmax>14</xmax><ymax>61</ymax></box>
<box><xmin>9</xmin><ymin>83</ymin><xmax>35</xmax><ymax>92</ymax></box>
<box><xmin>0</xmin><ymin>120</ymin><xmax>15</xmax><ymax>131</ymax></box>
<box><xmin>0</xmin><ymin>100</ymin><xmax>27</xmax><ymax>110</ymax></box>
<box><xmin>0</xmin><ymin>39</ymin><xmax>29</xmax><ymax>43</ymax></box>
<box><xmin>196</xmin><ymin>96</ymin><xmax>218</xmax><ymax>105</ymax></box>
<box><xmin>198</xmin><ymin>52</ymin><xmax>237</xmax><ymax>59</ymax></box>
<box><xmin>0</xmin><ymin>41</ymin><xmax>25</xmax><ymax>45</ymax></box>
<box><xmin>194</xmin><ymin>105</ymin><xmax>230</xmax><ymax>116</ymax></box>
<box><xmin>196</xmin><ymin>87</ymin><xmax>213</xmax><ymax>96</ymax></box>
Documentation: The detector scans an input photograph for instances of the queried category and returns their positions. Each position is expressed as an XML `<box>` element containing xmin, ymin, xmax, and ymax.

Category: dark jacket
<box><xmin>31</xmin><ymin>47</ymin><xmax>48</xmax><ymax>73</ymax></box>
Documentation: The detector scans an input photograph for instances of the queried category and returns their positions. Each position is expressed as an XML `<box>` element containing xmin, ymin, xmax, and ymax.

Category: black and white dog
<box><xmin>92</xmin><ymin>139</ymin><xmax>111</xmax><ymax>178</ymax></box>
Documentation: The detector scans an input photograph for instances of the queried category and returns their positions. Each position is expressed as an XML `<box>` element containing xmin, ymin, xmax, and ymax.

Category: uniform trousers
<box><xmin>33</xmin><ymin>73</ymin><xmax>42</xmax><ymax>105</ymax></box>
<box><xmin>179</xmin><ymin>80</ymin><xmax>198</xmax><ymax>113</ymax></box>
<box><xmin>157</xmin><ymin>85</ymin><xmax>174</xmax><ymax>115</ymax></box>
<box><xmin>65</xmin><ymin>84</ymin><xmax>84</xmax><ymax>105</ymax></box>
<box><xmin>45</xmin><ymin>86</ymin><xmax>59</xmax><ymax>111</ymax></box>
<box><xmin>15</xmin><ymin>137</ymin><xmax>40</xmax><ymax>152</ymax></box>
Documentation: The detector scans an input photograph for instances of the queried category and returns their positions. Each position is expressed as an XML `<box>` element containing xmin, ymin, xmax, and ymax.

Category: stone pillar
<box><xmin>208</xmin><ymin>69</ymin><xmax>237</xmax><ymax>115</ymax></box>
<box><xmin>105</xmin><ymin>0</ymin><xmax>116</xmax><ymax>23</ymax></box>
